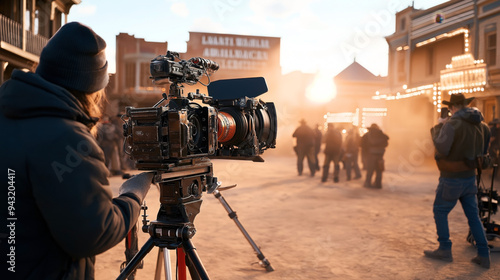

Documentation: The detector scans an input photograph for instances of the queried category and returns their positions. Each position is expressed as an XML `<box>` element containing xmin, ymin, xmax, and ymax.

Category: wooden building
<box><xmin>383</xmin><ymin>0</ymin><xmax>500</xmax><ymax>124</ymax></box>
<box><xmin>110</xmin><ymin>31</ymin><xmax>281</xmax><ymax>115</ymax></box>
<box><xmin>0</xmin><ymin>0</ymin><xmax>79</xmax><ymax>83</ymax></box>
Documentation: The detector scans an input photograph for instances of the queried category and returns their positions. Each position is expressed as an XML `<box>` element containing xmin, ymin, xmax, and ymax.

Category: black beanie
<box><xmin>36</xmin><ymin>22</ymin><xmax>108</xmax><ymax>93</ymax></box>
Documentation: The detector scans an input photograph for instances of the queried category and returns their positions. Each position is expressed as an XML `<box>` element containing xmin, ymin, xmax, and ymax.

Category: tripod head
<box><xmin>140</xmin><ymin>157</ymin><xmax>216</xmax><ymax>249</ymax></box>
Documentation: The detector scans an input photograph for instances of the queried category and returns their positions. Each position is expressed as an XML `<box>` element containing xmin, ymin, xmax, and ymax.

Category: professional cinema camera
<box><xmin>117</xmin><ymin>51</ymin><xmax>276</xmax><ymax>280</ymax></box>
<box><xmin>123</xmin><ymin>51</ymin><xmax>277</xmax><ymax>168</ymax></box>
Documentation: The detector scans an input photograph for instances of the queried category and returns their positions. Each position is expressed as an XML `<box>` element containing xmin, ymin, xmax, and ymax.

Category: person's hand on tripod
<box><xmin>119</xmin><ymin>172</ymin><xmax>155</xmax><ymax>204</ymax></box>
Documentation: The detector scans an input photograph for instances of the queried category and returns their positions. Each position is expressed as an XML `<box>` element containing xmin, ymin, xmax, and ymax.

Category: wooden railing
<box><xmin>0</xmin><ymin>14</ymin><xmax>48</xmax><ymax>57</ymax></box>
<box><xmin>26</xmin><ymin>30</ymin><xmax>48</xmax><ymax>55</ymax></box>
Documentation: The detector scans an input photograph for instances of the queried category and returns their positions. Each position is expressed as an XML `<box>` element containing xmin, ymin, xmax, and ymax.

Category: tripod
<box><xmin>118</xmin><ymin>159</ymin><xmax>274</xmax><ymax>279</ymax></box>
<box><xmin>118</xmin><ymin>160</ymin><xmax>213</xmax><ymax>280</ymax></box>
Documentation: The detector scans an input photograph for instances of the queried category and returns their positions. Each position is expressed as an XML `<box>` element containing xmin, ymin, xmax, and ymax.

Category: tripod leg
<box><xmin>213</xmin><ymin>190</ymin><xmax>274</xmax><ymax>272</ymax></box>
<box><xmin>154</xmin><ymin>248</ymin><xmax>173</xmax><ymax>280</ymax></box>
<box><xmin>177</xmin><ymin>248</ymin><xmax>187</xmax><ymax>280</ymax></box>
<box><xmin>154</xmin><ymin>249</ymin><xmax>163</xmax><ymax>280</ymax></box>
<box><xmin>117</xmin><ymin>237</ymin><xmax>156</xmax><ymax>280</ymax></box>
<box><xmin>164</xmin><ymin>249</ymin><xmax>173</xmax><ymax>280</ymax></box>
<box><xmin>182</xmin><ymin>238</ymin><xmax>210</xmax><ymax>280</ymax></box>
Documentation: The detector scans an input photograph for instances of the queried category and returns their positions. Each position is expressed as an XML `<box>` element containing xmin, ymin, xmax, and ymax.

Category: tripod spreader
<box><xmin>148</xmin><ymin>223</ymin><xmax>196</xmax><ymax>246</ymax></box>
<box><xmin>212</xmin><ymin>188</ymin><xmax>274</xmax><ymax>272</ymax></box>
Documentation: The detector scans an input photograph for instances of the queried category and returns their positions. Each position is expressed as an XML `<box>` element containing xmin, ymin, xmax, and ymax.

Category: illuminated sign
<box><xmin>324</xmin><ymin>111</ymin><xmax>358</xmax><ymax>124</ymax></box>
<box><xmin>440</xmin><ymin>53</ymin><xmax>487</xmax><ymax>92</ymax></box>
<box><xmin>324</xmin><ymin>108</ymin><xmax>387</xmax><ymax>128</ymax></box>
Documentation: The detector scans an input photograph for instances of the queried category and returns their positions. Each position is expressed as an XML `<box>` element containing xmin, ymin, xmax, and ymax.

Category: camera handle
<box><xmin>209</xmin><ymin>183</ymin><xmax>274</xmax><ymax>272</ymax></box>
<box><xmin>153</xmin><ymin>93</ymin><xmax>169</xmax><ymax>108</ymax></box>
<box><xmin>187</xmin><ymin>89</ymin><xmax>213</xmax><ymax>104</ymax></box>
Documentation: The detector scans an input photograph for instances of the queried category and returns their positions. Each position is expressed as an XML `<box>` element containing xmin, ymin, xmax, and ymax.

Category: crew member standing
<box><xmin>360</xmin><ymin>123</ymin><xmax>389</xmax><ymax>188</ymax></box>
<box><xmin>424</xmin><ymin>93</ymin><xmax>491</xmax><ymax>269</ymax></box>
<box><xmin>321</xmin><ymin>123</ymin><xmax>343</xmax><ymax>183</ymax></box>
<box><xmin>313</xmin><ymin>123</ymin><xmax>323</xmax><ymax>171</ymax></box>
<box><xmin>344</xmin><ymin>124</ymin><xmax>362</xmax><ymax>181</ymax></box>
<box><xmin>293</xmin><ymin>119</ymin><xmax>317</xmax><ymax>176</ymax></box>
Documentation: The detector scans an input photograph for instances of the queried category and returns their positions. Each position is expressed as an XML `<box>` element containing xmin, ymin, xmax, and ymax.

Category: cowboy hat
<box><xmin>442</xmin><ymin>93</ymin><xmax>474</xmax><ymax>106</ymax></box>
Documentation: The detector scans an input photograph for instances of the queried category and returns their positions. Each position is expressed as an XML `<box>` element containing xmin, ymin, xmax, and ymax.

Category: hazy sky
<box><xmin>68</xmin><ymin>0</ymin><xmax>448</xmax><ymax>77</ymax></box>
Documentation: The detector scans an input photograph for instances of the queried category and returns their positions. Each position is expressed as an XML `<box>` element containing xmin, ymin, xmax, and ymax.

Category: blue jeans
<box><xmin>433</xmin><ymin>176</ymin><xmax>489</xmax><ymax>257</ymax></box>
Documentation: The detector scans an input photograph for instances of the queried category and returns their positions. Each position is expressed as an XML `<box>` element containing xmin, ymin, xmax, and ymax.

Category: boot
<box><xmin>471</xmin><ymin>255</ymin><xmax>490</xmax><ymax>269</ymax></box>
<box><xmin>423</xmin><ymin>248</ymin><xmax>453</xmax><ymax>262</ymax></box>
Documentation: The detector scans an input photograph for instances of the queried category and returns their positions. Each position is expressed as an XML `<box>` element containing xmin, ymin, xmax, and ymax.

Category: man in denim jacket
<box><xmin>425</xmin><ymin>93</ymin><xmax>491</xmax><ymax>268</ymax></box>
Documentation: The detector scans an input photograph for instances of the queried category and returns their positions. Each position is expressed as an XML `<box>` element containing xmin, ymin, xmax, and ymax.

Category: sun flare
<box><xmin>305</xmin><ymin>72</ymin><xmax>337</xmax><ymax>104</ymax></box>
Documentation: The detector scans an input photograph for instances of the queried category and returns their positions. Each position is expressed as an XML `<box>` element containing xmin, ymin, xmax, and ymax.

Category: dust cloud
<box><xmin>262</xmin><ymin>70</ymin><xmax>437</xmax><ymax>167</ymax></box>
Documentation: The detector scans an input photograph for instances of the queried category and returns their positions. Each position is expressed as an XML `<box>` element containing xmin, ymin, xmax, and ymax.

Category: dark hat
<box><xmin>442</xmin><ymin>93</ymin><xmax>474</xmax><ymax>106</ymax></box>
<box><xmin>36</xmin><ymin>22</ymin><xmax>108</xmax><ymax>93</ymax></box>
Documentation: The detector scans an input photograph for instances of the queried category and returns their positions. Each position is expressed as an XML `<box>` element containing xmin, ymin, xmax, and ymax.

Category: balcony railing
<box><xmin>0</xmin><ymin>14</ymin><xmax>48</xmax><ymax>57</ymax></box>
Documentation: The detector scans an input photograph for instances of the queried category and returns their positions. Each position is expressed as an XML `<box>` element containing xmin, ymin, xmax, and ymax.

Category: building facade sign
<box><xmin>186</xmin><ymin>32</ymin><xmax>280</xmax><ymax>75</ymax></box>
<box><xmin>440</xmin><ymin>53</ymin><xmax>487</xmax><ymax>93</ymax></box>
<box><xmin>200</xmin><ymin>35</ymin><xmax>270</xmax><ymax>71</ymax></box>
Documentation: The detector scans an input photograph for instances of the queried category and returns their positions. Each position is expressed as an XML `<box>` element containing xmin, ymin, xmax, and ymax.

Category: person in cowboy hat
<box><xmin>424</xmin><ymin>93</ymin><xmax>491</xmax><ymax>268</ymax></box>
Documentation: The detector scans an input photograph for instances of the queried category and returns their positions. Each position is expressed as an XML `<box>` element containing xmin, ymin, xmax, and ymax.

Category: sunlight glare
<box><xmin>305</xmin><ymin>72</ymin><xmax>336</xmax><ymax>104</ymax></box>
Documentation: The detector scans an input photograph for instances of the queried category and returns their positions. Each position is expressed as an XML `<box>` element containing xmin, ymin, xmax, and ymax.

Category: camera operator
<box><xmin>424</xmin><ymin>93</ymin><xmax>491</xmax><ymax>268</ymax></box>
<box><xmin>0</xmin><ymin>22</ymin><xmax>152</xmax><ymax>279</ymax></box>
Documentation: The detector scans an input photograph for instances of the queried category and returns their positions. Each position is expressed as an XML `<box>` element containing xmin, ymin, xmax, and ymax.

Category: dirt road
<box><xmin>96</xmin><ymin>155</ymin><xmax>499</xmax><ymax>279</ymax></box>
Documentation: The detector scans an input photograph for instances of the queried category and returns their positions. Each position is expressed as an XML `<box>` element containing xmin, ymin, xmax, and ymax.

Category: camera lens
<box><xmin>216</xmin><ymin>108</ymin><xmax>248</xmax><ymax>145</ymax></box>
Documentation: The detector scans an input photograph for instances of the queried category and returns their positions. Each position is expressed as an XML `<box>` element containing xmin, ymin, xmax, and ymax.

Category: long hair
<box><xmin>72</xmin><ymin>89</ymin><xmax>106</xmax><ymax>136</ymax></box>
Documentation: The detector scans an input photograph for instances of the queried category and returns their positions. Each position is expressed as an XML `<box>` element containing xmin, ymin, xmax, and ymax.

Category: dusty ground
<box><xmin>95</xmin><ymin>154</ymin><xmax>500</xmax><ymax>279</ymax></box>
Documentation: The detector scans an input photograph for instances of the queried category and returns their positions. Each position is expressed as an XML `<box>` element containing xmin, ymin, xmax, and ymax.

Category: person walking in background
<box><xmin>321</xmin><ymin>123</ymin><xmax>343</xmax><ymax>183</ymax></box>
<box><xmin>96</xmin><ymin>114</ymin><xmax>131</xmax><ymax>177</ymax></box>
<box><xmin>360</xmin><ymin>123</ymin><xmax>389</xmax><ymax>188</ymax></box>
<box><xmin>313</xmin><ymin>123</ymin><xmax>323</xmax><ymax>172</ymax></box>
<box><xmin>96</xmin><ymin>115</ymin><xmax>120</xmax><ymax>175</ymax></box>
<box><xmin>344</xmin><ymin>124</ymin><xmax>362</xmax><ymax>181</ymax></box>
<box><xmin>424</xmin><ymin>93</ymin><xmax>491</xmax><ymax>269</ymax></box>
<box><xmin>488</xmin><ymin>118</ymin><xmax>500</xmax><ymax>168</ymax></box>
<box><xmin>293</xmin><ymin>119</ymin><xmax>317</xmax><ymax>176</ymax></box>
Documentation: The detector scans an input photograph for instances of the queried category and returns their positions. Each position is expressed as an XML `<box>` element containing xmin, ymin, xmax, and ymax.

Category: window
<box><xmin>34</xmin><ymin>10</ymin><xmax>39</xmax><ymax>35</ymax></box>
<box><xmin>125</xmin><ymin>62</ymin><xmax>135</xmax><ymax>89</ymax></box>
<box><xmin>140</xmin><ymin>63</ymin><xmax>152</xmax><ymax>87</ymax></box>
<box><xmin>486</xmin><ymin>32</ymin><xmax>497</xmax><ymax>66</ymax></box>
<box><xmin>401</xmin><ymin>18</ymin><xmax>406</xmax><ymax>32</ymax></box>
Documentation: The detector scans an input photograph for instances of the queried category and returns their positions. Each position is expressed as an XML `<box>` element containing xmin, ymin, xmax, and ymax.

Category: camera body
<box><xmin>123</xmin><ymin>101</ymin><xmax>218</xmax><ymax>170</ymax></box>
<box><xmin>123</xmin><ymin>51</ymin><xmax>277</xmax><ymax>170</ymax></box>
